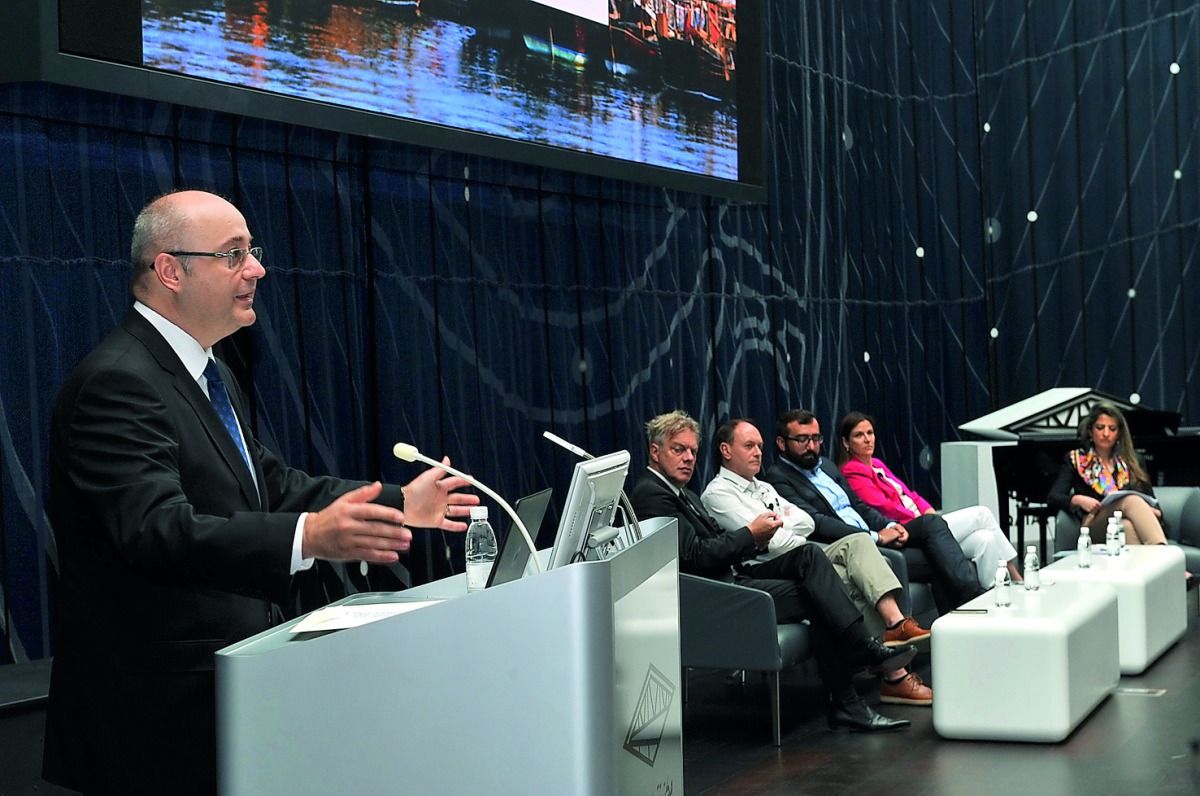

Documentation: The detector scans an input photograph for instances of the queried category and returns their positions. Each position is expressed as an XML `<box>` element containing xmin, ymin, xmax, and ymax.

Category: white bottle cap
<box><xmin>470</xmin><ymin>506</ymin><xmax>489</xmax><ymax>520</ymax></box>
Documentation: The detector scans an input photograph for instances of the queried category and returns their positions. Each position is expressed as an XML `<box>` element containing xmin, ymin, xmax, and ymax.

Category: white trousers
<box><xmin>942</xmin><ymin>505</ymin><xmax>1018</xmax><ymax>588</ymax></box>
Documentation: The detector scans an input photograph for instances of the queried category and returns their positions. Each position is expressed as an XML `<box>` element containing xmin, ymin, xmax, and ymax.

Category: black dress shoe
<box><xmin>845</xmin><ymin>637</ymin><xmax>917</xmax><ymax>673</ymax></box>
<box><xmin>828</xmin><ymin>696</ymin><xmax>911</xmax><ymax>732</ymax></box>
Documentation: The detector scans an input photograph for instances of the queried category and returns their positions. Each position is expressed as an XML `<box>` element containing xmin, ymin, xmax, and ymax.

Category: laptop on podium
<box><xmin>485</xmin><ymin>488</ymin><xmax>552</xmax><ymax>588</ymax></box>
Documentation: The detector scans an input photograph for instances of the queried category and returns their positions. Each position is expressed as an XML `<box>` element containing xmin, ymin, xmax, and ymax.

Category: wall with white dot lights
<box><xmin>0</xmin><ymin>1</ymin><xmax>1196</xmax><ymax>665</ymax></box>
<box><xmin>771</xmin><ymin>1</ymin><xmax>1198</xmax><ymax>490</ymax></box>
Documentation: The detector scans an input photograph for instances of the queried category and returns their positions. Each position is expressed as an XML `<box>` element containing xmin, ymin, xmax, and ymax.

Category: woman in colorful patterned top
<box><xmin>836</xmin><ymin>411</ymin><xmax>1020</xmax><ymax>588</ymax></box>
<box><xmin>1047</xmin><ymin>401</ymin><xmax>1167</xmax><ymax>545</ymax></box>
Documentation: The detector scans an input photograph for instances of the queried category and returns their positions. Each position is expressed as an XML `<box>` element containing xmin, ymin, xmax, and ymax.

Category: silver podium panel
<box><xmin>217</xmin><ymin>520</ymin><xmax>682</xmax><ymax>796</ymax></box>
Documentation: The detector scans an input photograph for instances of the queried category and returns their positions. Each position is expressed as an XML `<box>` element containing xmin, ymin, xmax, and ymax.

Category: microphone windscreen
<box><xmin>392</xmin><ymin>442</ymin><xmax>419</xmax><ymax>462</ymax></box>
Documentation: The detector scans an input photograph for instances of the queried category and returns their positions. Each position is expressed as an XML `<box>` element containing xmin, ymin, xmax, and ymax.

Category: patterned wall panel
<box><xmin>2</xmin><ymin>1</ymin><xmax>1199</xmax><ymax>666</ymax></box>
<box><xmin>978</xmin><ymin>0</ymin><xmax>1200</xmax><ymax>413</ymax></box>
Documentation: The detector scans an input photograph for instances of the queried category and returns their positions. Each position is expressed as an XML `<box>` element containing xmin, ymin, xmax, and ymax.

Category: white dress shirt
<box><xmin>700</xmin><ymin>467</ymin><xmax>816</xmax><ymax>562</ymax></box>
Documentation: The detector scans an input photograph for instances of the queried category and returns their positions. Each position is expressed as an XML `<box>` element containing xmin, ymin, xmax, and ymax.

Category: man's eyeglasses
<box><xmin>783</xmin><ymin>434</ymin><xmax>823</xmax><ymax>447</ymax></box>
<box><xmin>160</xmin><ymin>247</ymin><xmax>263</xmax><ymax>270</ymax></box>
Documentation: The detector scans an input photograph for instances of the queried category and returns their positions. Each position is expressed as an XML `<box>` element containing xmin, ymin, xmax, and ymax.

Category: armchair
<box><xmin>678</xmin><ymin>570</ymin><xmax>937</xmax><ymax>745</ymax></box>
<box><xmin>678</xmin><ymin>574</ymin><xmax>813</xmax><ymax>745</ymax></box>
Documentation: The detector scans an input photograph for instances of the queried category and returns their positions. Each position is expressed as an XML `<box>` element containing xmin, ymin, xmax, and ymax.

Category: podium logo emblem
<box><xmin>624</xmin><ymin>664</ymin><xmax>675</xmax><ymax>766</ymax></box>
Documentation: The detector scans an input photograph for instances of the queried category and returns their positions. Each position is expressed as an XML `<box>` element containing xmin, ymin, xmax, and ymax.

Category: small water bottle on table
<box><xmin>1077</xmin><ymin>525</ymin><xmax>1092</xmax><ymax>568</ymax></box>
<box><xmin>1023</xmin><ymin>545</ymin><xmax>1040</xmax><ymax>591</ymax></box>
<box><xmin>1113</xmin><ymin>510</ymin><xmax>1126</xmax><ymax>554</ymax></box>
<box><xmin>994</xmin><ymin>557</ymin><xmax>1012</xmax><ymax>607</ymax></box>
<box><xmin>1105</xmin><ymin>516</ymin><xmax>1119</xmax><ymax>555</ymax></box>
<box><xmin>465</xmin><ymin>506</ymin><xmax>497</xmax><ymax>593</ymax></box>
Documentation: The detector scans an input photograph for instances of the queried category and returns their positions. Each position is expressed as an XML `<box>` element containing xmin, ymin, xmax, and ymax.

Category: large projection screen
<box><xmin>6</xmin><ymin>0</ymin><xmax>766</xmax><ymax>201</ymax></box>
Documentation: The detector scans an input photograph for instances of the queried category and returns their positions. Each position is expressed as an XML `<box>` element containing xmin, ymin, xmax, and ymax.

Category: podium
<box><xmin>216</xmin><ymin>518</ymin><xmax>682</xmax><ymax>795</ymax></box>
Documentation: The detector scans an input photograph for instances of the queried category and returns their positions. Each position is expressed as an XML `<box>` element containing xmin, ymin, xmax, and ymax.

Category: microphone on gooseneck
<box><xmin>392</xmin><ymin>443</ymin><xmax>543</xmax><ymax>573</ymax></box>
<box><xmin>542</xmin><ymin>430</ymin><xmax>644</xmax><ymax>543</ymax></box>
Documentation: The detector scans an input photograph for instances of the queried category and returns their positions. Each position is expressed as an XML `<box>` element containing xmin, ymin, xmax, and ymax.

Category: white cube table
<box><xmin>1043</xmin><ymin>545</ymin><xmax>1186</xmax><ymax>674</ymax></box>
<box><xmin>931</xmin><ymin>581</ymin><xmax>1118</xmax><ymax>742</ymax></box>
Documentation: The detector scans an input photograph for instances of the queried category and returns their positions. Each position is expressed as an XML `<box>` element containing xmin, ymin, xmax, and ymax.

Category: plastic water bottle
<box><xmin>1105</xmin><ymin>516</ymin><xmax>1119</xmax><ymax>555</ymax></box>
<box><xmin>1023</xmin><ymin>545</ymin><xmax>1040</xmax><ymax>591</ymax></box>
<box><xmin>465</xmin><ymin>506</ymin><xmax>497</xmax><ymax>593</ymax></box>
<box><xmin>1077</xmin><ymin>525</ymin><xmax>1092</xmax><ymax>568</ymax></box>
<box><xmin>994</xmin><ymin>557</ymin><xmax>1011</xmax><ymax>607</ymax></box>
<box><xmin>1113</xmin><ymin>510</ymin><xmax>1126</xmax><ymax>554</ymax></box>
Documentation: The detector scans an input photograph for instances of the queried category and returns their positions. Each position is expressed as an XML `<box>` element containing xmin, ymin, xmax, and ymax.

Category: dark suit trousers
<box><xmin>901</xmin><ymin>514</ymin><xmax>985</xmax><ymax>612</ymax></box>
<box><xmin>735</xmin><ymin>544</ymin><xmax>866</xmax><ymax>693</ymax></box>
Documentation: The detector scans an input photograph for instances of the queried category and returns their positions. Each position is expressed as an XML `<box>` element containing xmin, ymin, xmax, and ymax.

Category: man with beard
<box><xmin>763</xmin><ymin>409</ymin><xmax>984</xmax><ymax>615</ymax></box>
<box><xmin>629</xmin><ymin>409</ymin><xmax>917</xmax><ymax>731</ymax></box>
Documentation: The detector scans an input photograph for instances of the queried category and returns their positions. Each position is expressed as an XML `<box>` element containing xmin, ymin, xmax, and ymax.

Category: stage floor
<box><xmin>684</xmin><ymin>613</ymin><xmax>1200</xmax><ymax>795</ymax></box>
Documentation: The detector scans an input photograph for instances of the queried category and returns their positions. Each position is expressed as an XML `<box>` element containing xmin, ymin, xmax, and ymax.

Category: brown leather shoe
<box><xmin>883</xmin><ymin>616</ymin><xmax>931</xmax><ymax>647</ymax></box>
<box><xmin>880</xmin><ymin>672</ymin><xmax>933</xmax><ymax>706</ymax></box>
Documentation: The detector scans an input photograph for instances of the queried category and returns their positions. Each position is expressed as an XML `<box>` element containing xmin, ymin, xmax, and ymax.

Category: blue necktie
<box><xmin>204</xmin><ymin>359</ymin><xmax>252</xmax><ymax>471</ymax></box>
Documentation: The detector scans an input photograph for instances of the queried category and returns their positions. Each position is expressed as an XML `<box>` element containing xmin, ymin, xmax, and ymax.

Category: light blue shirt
<box><xmin>782</xmin><ymin>456</ymin><xmax>870</xmax><ymax>531</ymax></box>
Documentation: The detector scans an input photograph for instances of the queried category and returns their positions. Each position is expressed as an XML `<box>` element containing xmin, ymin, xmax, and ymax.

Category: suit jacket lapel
<box><xmin>777</xmin><ymin>458</ymin><xmax>836</xmax><ymax>516</ymax></box>
<box><xmin>674</xmin><ymin>485</ymin><xmax>724</xmax><ymax>538</ymax></box>
<box><xmin>122</xmin><ymin>311</ymin><xmax>264</xmax><ymax>508</ymax></box>
<box><xmin>788</xmin><ymin>460</ymin><xmax>829</xmax><ymax>515</ymax></box>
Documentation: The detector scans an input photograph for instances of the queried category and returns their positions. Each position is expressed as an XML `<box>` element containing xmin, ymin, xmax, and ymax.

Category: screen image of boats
<box><xmin>140</xmin><ymin>0</ymin><xmax>743</xmax><ymax>183</ymax></box>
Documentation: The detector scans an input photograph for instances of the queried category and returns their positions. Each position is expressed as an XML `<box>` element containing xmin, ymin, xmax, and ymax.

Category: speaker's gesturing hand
<box><xmin>302</xmin><ymin>482</ymin><xmax>411</xmax><ymax>564</ymax></box>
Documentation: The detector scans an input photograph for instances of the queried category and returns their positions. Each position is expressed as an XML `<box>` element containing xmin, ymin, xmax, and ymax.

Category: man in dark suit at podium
<box><xmin>42</xmin><ymin>190</ymin><xmax>479</xmax><ymax>795</ymax></box>
<box><xmin>628</xmin><ymin>410</ymin><xmax>916</xmax><ymax>732</ymax></box>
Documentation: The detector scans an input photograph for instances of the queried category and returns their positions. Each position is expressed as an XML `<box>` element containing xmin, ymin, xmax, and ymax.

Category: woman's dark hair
<box><xmin>835</xmin><ymin>410</ymin><xmax>874</xmax><ymax>467</ymax></box>
<box><xmin>1078</xmin><ymin>401</ymin><xmax>1150</xmax><ymax>487</ymax></box>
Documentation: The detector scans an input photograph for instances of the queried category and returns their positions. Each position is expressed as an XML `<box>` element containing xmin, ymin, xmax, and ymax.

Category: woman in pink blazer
<box><xmin>836</xmin><ymin>411</ymin><xmax>1020</xmax><ymax>587</ymax></box>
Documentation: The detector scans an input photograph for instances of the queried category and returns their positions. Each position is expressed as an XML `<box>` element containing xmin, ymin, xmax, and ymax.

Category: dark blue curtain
<box><xmin>2</xmin><ymin>0</ymin><xmax>1198</xmax><ymax>665</ymax></box>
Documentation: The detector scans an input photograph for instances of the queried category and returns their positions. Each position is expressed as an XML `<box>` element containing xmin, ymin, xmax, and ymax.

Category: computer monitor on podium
<box><xmin>546</xmin><ymin>450</ymin><xmax>630</xmax><ymax>570</ymax></box>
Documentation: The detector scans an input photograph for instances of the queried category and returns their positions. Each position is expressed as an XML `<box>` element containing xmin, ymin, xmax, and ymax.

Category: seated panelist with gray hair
<box><xmin>628</xmin><ymin>409</ymin><xmax>917</xmax><ymax>732</ymax></box>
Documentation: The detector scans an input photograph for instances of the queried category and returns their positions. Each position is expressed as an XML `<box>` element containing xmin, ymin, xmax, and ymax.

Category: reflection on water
<box><xmin>142</xmin><ymin>0</ymin><xmax>738</xmax><ymax>181</ymax></box>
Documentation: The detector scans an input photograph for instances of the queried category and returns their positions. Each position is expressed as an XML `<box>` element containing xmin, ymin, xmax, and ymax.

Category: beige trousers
<box><xmin>818</xmin><ymin>533</ymin><xmax>903</xmax><ymax>638</ymax></box>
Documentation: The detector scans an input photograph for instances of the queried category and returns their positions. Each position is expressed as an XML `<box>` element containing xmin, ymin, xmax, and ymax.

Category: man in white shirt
<box><xmin>629</xmin><ymin>410</ymin><xmax>918</xmax><ymax>731</ymax></box>
<box><xmin>701</xmin><ymin>418</ymin><xmax>932</xmax><ymax>706</ymax></box>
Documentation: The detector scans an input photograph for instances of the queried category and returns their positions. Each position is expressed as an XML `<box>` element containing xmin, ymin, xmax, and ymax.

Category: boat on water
<box><xmin>512</xmin><ymin>0</ymin><xmax>608</xmax><ymax>71</ymax></box>
<box><xmin>457</xmin><ymin>0</ymin><xmax>733</xmax><ymax>91</ymax></box>
<box><xmin>608</xmin><ymin>1</ymin><xmax>662</xmax><ymax>76</ymax></box>
<box><xmin>656</xmin><ymin>0</ymin><xmax>735</xmax><ymax>98</ymax></box>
